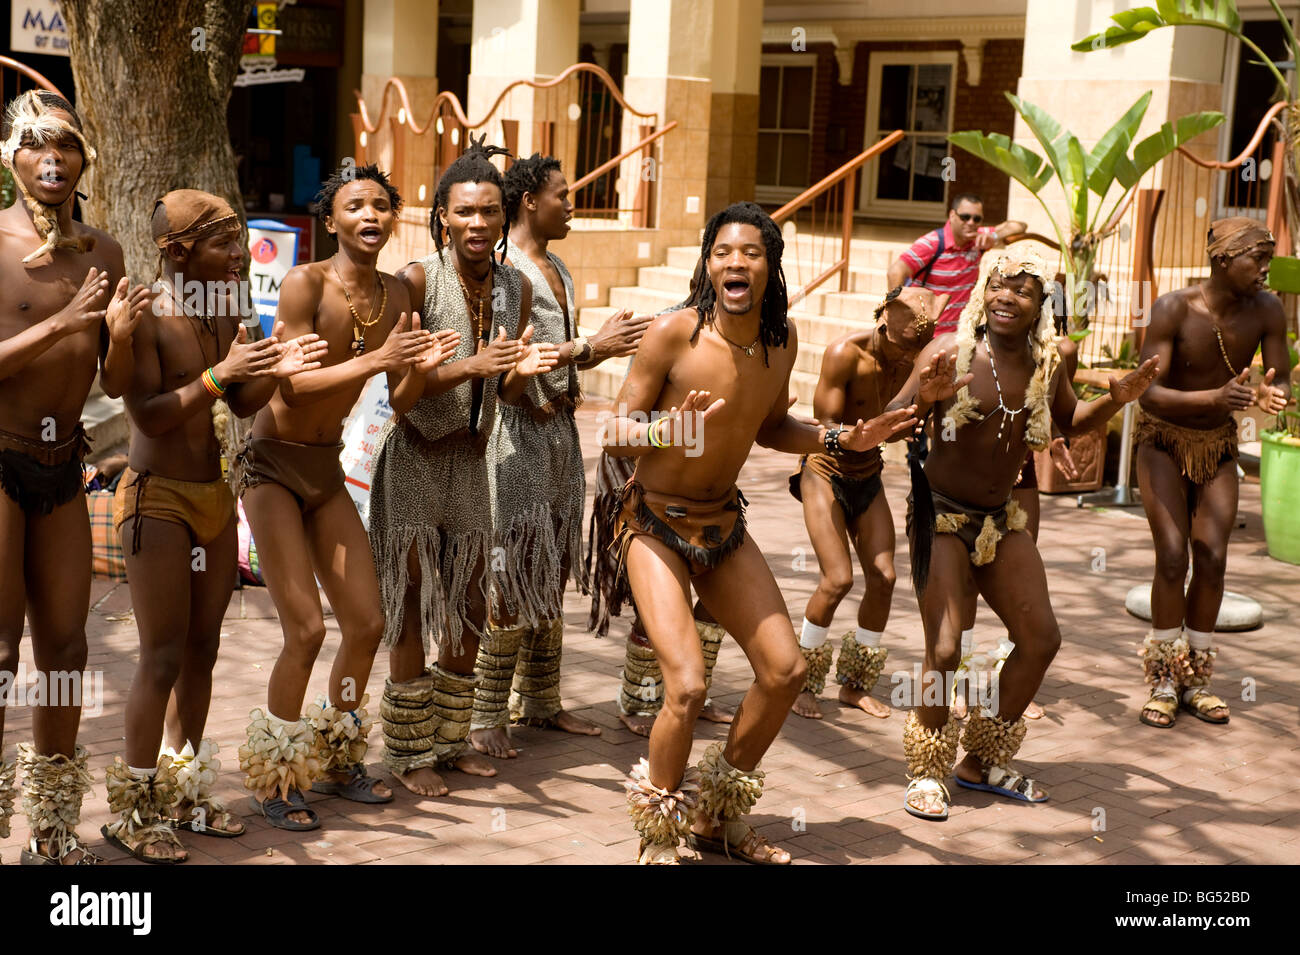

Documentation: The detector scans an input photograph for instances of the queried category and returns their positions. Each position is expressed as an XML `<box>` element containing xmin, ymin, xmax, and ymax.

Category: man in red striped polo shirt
<box><xmin>887</xmin><ymin>194</ymin><xmax>1025</xmax><ymax>335</ymax></box>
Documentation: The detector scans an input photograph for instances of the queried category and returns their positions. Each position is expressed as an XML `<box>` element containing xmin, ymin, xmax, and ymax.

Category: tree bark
<box><xmin>61</xmin><ymin>0</ymin><xmax>254</xmax><ymax>283</ymax></box>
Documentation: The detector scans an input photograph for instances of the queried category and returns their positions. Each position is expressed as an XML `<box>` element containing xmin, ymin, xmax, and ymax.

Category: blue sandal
<box><xmin>954</xmin><ymin>766</ymin><xmax>1048</xmax><ymax>803</ymax></box>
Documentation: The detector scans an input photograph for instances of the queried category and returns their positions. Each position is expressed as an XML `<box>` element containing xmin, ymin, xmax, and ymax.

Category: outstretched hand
<box><xmin>514</xmin><ymin>323</ymin><xmax>561</xmax><ymax>377</ymax></box>
<box><xmin>105</xmin><ymin>277</ymin><xmax>154</xmax><ymax>343</ymax></box>
<box><xmin>1255</xmin><ymin>367</ymin><xmax>1289</xmax><ymax>414</ymax></box>
<box><xmin>1048</xmin><ymin>435</ymin><xmax>1080</xmax><ymax>481</ymax></box>
<box><xmin>839</xmin><ymin>406</ymin><xmax>918</xmax><ymax>451</ymax></box>
<box><xmin>656</xmin><ymin>389</ymin><xmax>726</xmax><ymax>447</ymax></box>
<box><xmin>1108</xmin><ymin>355</ymin><xmax>1159</xmax><ymax>404</ymax></box>
<box><xmin>917</xmin><ymin>350</ymin><xmax>973</xmax><ymax>405</ymax></box>
<box><xmin>267</xmin><ymin>319</ymin><xmax>328</xmax><ymax>378</ymax></box>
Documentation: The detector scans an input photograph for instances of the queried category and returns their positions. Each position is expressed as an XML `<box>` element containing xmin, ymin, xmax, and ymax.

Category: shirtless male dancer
<box><xmin>587</xmin><ymin>261</ymin><xmax>735</xmax><ymax>737</ymax></box>
<box><xmin>790</xmin><ymin>285</ymin><xmax>946</xmax><ymax>721</ymax></box>
<box><xmin>103</xmin><ymin>190</ymin><xmax>327</xmax><ymax>862</ymax></box>
<box><xmin>605</xmin><ymin>202</ymin><xmax>917</xmax><ymax>864</ymax></box>
<box><xmin>372</xmin><ymin>140</ymin><xmax>557</xmax><ymax>798</ymax></box>
<box><xmin>1134</xmin><ymin>218</ymin><xmax>1289</xmax><ymax>729</ymax></box>
<box><xmin>0</xmin><ymin>90</ymin><xmax>149</xmax><ymax>865</ymax></box>
<box><xmin>468</xmin><ymin>153</ymin><xmax>648</xmax><ymax>759</ymax></box>
<box><xmin>236</xmin><ymin>164</ymin><xmax>452</xmax><ymax>830</ymax></box>
<box><xmin>887</xmin><ymin>247</ymin><xmax>1157</xmax><ymax>822</ymax></box>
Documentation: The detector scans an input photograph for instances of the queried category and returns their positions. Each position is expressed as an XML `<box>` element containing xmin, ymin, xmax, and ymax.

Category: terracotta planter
<box><xmin>1035</xmin><ymin>424</ymin><xmax>1106</xmax><ymax>494</ymax></box>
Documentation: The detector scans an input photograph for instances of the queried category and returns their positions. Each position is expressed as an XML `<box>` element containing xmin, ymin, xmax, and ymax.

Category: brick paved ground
<box><xmin>3</xmin><ymin>406</ymin><xmax>1298</xmax><ymax>865</ymax></box>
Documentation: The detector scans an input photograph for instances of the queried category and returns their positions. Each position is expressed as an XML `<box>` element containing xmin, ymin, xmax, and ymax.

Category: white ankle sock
<box><xmin>128</xmin><ymin>765</ymin><xmax>157</xmax><ymax>779</ymax></box>
<box><xmin>855</xmin><ymin>628</ymin><xmax>882</xmax><ymax>648</ymax></box>
<box><xmin>960</xmin><ymin>629</ymin><xmax>974</xmax><ymax>656</ymax></box>
<box><xmin>799</xmin><ymin>619</ymin><xmax>830</xmax><ymax>650</ymax></box>
<box><xmin>267</xmin><ymin>711</ymin><xmax>299</xmax><ymax>730</ymax></box>
<box><xmin>1184</xmin><ymin>627</ymin><xmax>1213</xmax><ymax>651</ymax></box>
<box><xmin>1152</xmin><ymin>626</ymin><xmax>1182</xmax><ymax>643</ymax></box>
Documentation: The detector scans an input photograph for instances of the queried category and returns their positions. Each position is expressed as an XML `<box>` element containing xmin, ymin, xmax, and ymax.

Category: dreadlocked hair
<box><xmin>692</xmin><ymin>201</ymin><xmax>789</xmax><ymax>367</ymax></box>
<box><xmin>502</xmin><ymin>152</ymin><xmax>562</xmax><ymax>225</ymax></box>
<box><xmin>314</xmin><ymin>162</ymin><xmax>402</xmax><ymax>226</ymax></box>
<box><xmin>429</xmin><ymin>133</ymin><xmax>513</xmax><ymax>263</ymax></box>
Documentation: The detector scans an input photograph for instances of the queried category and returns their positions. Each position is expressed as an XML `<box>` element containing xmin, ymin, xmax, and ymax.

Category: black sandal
<box><xmin>310</xmin><ymin>765</ymin><xmax>393</xmax><ymax>804</ymax></box>
<box><xmin>249</xmin><ymin>788</ymin><xmax>320</xmax><ymax>831</ymax></box>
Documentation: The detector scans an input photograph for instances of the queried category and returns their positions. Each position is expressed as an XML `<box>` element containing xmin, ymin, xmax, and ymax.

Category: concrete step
<box><xmin>635</xmin><ymin>264</ymin><xmax>695</xmax><ymax>296</ymax></box>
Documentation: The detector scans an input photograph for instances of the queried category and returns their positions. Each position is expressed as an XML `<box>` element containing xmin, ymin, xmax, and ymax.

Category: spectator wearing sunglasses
<box><xmin>887</xmin><ymin>194</ymin><xmax>1025</xmax><ymax>335</ymax></box>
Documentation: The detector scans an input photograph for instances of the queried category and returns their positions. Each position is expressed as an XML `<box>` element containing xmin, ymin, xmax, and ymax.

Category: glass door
<box><xmin>860</xmin><ymin>53</ymin><xmax>956</xmax><ymax>219</ymax></box>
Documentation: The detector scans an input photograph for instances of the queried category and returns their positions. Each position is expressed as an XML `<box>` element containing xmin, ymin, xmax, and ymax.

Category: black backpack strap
<box><xmin>910</xmin><ymin>228</ymin><xmax>946</xmax><ymax>286</ymax></box>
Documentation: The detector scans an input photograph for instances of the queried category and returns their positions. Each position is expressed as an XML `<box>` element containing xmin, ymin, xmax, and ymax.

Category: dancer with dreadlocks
<box><xmin>104</xmin><ymin>190</ymin><xmax>327</xmax><ymax>862</ymax></box>
<box><xmin>235</xmin><ymin>164</ymin><xmax>454</xmax><ymax>831</ymax></box>
<box><xmin>467</xmin><ymin>153</ymin><xmax>649</xmax><ymax>758</ymax></box>
<box><xmin>0</xmin><ymin>90</ymin><xmax>150</xmax><ymax>864</ymax></box>
<box><xmin>1134</xmin><ymin>219</ymin><xmax>1289</xmax><ymax>729</ymax></box>
<box><xmin>586</xmin><ymin>259</ymin><xmax>736</xmax><ymax>737</ymax></box>
<box><xmin>886</xmin><ymin>247</ymin><xmax>1157</xmax><ymax>821</ymax></box>
<box><xmin>789</xmin><ymin>285</ymin><xmax>947</xmax><ymax>721</ymax></box>
<box><xmin>373</xmin><ymin>139</ymin><xmax>558</xmax><ymax>797</ymax></box>
<box><xmin>606</xmin><ymin>202</ymin><xmax>917</xmax><ymax>864</ymax></box>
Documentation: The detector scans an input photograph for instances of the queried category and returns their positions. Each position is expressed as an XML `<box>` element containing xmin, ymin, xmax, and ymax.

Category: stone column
<box><xmin>706</xmin><ymin>0</ymin><xmax>762</xmax><ymax>217</ymax></box>
<box><xmin>1012</xmin><ymin>0</ymin><xmax>1225</xmax><ymax>270</ymax></box>
<box><xmin>467</xmin><ymin>0</ymin><xmax>581</xmax><ymax>162</ymax></box>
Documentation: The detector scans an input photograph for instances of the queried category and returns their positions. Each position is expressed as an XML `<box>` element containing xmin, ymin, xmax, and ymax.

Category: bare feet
<box><xmin>393</xmin><ymin>767</ymin><xmax>449</xmax><ymax>797</ymax></box>
<box><xmin>619</xmin><ymin>713</ymin><xmax>656</xmax><ymax>737</ymax></box>
<box><xmin>469</xmin><ymin>726</ymin><xmax>518</xmax><ymax>759</ymax></box>
<box><xmin>699</xmin><ymin>700</ymin><xmax>734</xmax><ymax>724</ymax></box>
<box><xmin>550</xmin><ymin>709</ymin><xmax>602</xmax><ymax>736</ymax></box>
<box><xmin>1024</xmin><ymin>700</ymin><xmax>1045</xmax><ymax>720</ymax></box>
<box><xmin>951</xmin><ymin>685</ymin><xmax>968</xmax><ymax>720</ymax></box>
<box><xmin>453</xmin><ymin>751</ymin><xmax>498</xmax><ymax>777</ymax></box>
<box><xmin>791</xmin><ymin>690</ymin><xmax>823</xmax><ymax>720</ymax></box>
<box><xmin>839</xmin><ymin>684</ymin><xmax>890</xmax><ymax>718</ymax></box>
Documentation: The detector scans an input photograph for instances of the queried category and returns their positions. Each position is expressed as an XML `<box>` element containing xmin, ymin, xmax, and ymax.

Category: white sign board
<box><xmin>339</xmin><ymin>376</ymin><xmax>394</xmax><ymax>527</ymax></box>
<box><xmin>11</xmin><ymin>2</ymin><xmax>68</xmax><ymax>57</ymax></box>
<box><xmin>247</xmin><ymin>220</ymin><xmax>299</xmax><ymax>337</ymax></box>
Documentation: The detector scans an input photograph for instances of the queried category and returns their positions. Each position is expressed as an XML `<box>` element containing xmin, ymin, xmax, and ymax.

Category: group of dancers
<box><xmin>0</xmin><ymin>88</ymin><xmax>1289</xmax><ymax>865</ymax></box>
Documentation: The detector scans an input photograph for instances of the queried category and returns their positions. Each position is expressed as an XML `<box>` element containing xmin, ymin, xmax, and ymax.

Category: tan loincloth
<box><xmin>612</xmin><ymin>480</ymin><xmax>747</xmax><ymax>579</ymax></box>
<box><xmin>114</xmin><ymin>467</ymin><xmax>234</xmax><ymax>554</ymax></box>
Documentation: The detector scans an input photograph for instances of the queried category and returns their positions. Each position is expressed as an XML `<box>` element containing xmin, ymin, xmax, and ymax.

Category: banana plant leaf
<box><xmin>1268</xmin><ymin>256</ymin><xmax>1300</xmax><ymax>294</ymax></box>
<box><xmin>1072</xmin><ymin>0</ymin><xmax>1243</xmax><ymax>52</ymax></box>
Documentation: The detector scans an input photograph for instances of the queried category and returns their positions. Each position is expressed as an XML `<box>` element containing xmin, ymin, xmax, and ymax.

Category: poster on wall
<box><xmin>10</xmin><ymin>1</ymin><xmax>68</xmax><ymax>56</ymax></box>
<box><xmin>338</xmin><ymin>377</ymin><xmax>394</xmax><ymax>527</ymax></box>
<box><xmin>247</xmin><ymin>219</ymin><xmax>299</xmax><ymax>337</ymax></box>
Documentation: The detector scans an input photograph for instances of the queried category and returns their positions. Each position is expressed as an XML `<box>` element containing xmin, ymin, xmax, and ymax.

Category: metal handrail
<box><xmin>569</xmin><ymin>121</ymin><xmax>677</xmax><ymax>193</ymax></box>
<box><xmin>0</xmin><ymin>55</ymin><xmax>63</xmax><ymax>96</ymax></box>
<box><xmin>772</xmin><ymin>130</ymin><xmax>905</xmax><ymax>222</ymax></box>
<box><xmin>771</xmin><ymin>130</ymin><xmax>905</xmax><ymax>303</ymax></box>
<box><xmin>354</xmin><ymin>63</ymin><xmax>657</xmax><ymax>137</ymax></box>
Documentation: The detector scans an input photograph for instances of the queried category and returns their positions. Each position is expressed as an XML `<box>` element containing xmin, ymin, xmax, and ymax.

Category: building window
<box><xmin>861</xmin><ymin>52</ymin><xmax>957</xmax><ymax>219</ymax></box>
<box><xmin>756</xmin><ymin>55</ymin><xmax>815</xmax><ymax>201</ymax></box>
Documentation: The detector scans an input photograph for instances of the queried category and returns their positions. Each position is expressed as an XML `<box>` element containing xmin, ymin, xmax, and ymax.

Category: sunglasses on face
<box><xmin>955</xmin><ymin>213</ymin><xmax>983</xmax><ymax>223</ymax></box>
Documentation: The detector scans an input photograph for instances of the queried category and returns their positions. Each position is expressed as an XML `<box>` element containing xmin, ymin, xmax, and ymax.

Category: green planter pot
<box><xmin>1261</xmin><ymin>431</ymin><xmax>1300</xmax><ymax>565</ymax></box>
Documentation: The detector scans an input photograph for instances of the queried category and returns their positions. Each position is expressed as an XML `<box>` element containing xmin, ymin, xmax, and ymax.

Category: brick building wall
<box><xmin>761</xmin><ymin>36</ymin><xmax>1024</xmax><ymax>225</ymax></box>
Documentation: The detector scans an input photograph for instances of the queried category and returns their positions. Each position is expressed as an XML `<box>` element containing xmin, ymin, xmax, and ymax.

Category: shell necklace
<box><xmin>332</xmin><ymin>256</ymin><xmax>386</xmax><ymax>355</ymax></box>
<box><xmin>984</xmin><ymin>339</ymin><xmax>1026</xmax><ymax>451</ymax></box>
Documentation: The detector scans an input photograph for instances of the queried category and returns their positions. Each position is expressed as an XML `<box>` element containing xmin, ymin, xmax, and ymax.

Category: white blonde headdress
<box><xmin>1</xmin><ymin>90</ymin><xmax>97</xmax><ymax>264</ymax></box>
<box><xmin>942</xmin><ymin>246</ymin><xmax>1060</xmax><ymax>451</ymax></box>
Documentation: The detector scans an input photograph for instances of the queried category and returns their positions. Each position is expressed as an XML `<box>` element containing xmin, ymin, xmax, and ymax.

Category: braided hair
<box><xmin>314</xmin><ymin>162</ymin><xmax>402</xmax><ymax>226</ymax></box>
<box><xmin>429</xmin><ymin>133</ymin><xmax>513</xmax><ymax>262</ymax></box>
<box><xmin>692</xmin><ymin>201</ymin><xmax>790</xmax><ymax>366</ymax></box>
<box><xmin>502</xmin><ymin>152</ymin><xmax>562</xmax><ymax>225</ymax></box>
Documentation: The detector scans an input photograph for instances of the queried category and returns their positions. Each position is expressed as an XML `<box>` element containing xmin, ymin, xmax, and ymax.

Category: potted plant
<box><xmin>1261</xmin><ymin>320</ymin><xmax>1300</xmax><ymax>563</ymax></box>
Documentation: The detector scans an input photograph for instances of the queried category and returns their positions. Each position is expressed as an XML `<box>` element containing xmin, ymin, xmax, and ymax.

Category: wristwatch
<box><xmin>571</xmin><ymin>336</ymin><xmax>594</xmax><ymax>365</ymax></box>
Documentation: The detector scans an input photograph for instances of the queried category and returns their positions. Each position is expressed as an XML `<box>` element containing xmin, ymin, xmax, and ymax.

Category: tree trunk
<box><xmin>61</xmin><ymin>0</ymin><xmax>254</xmax><ymax>284</ymax></box>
